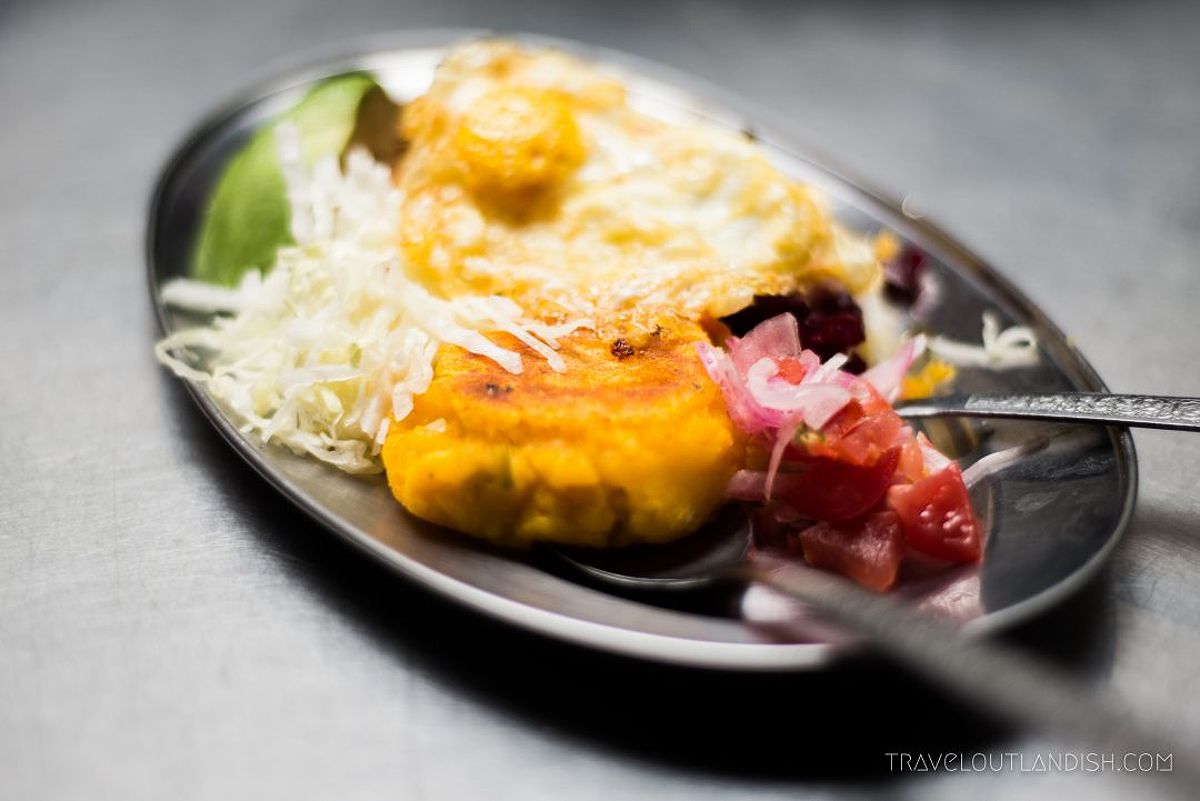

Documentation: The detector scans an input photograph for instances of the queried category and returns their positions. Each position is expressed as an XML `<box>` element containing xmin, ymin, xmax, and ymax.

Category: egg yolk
<box><xmin>452</xmin><ymin>87</ymin><xmax>585</xmax><ymax>196</ymax></box>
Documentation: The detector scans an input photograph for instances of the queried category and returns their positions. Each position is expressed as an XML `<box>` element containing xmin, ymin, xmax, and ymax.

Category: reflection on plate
<box><xmin>148</xmin><ymin>31</ymin><xmax>1135</xmax><ymax>670</ymax></box>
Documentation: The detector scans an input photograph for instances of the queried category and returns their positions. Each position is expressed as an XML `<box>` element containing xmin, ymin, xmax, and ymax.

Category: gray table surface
<box><xmin>3</xmin><ymin>0</ymin><xmax>1198</xmax><ymax>798</ymax></box>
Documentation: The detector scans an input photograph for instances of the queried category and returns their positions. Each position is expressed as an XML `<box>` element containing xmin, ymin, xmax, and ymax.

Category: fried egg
<box><xmin>393</xmin><ymin>41</ymin><xmax>880</xmax><ymax>333</ymax></box>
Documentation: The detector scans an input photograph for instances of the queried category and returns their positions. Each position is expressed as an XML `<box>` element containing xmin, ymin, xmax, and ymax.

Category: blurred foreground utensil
<box><xmin>553</xmin><ymin>511</ymin><xmax>1199</xmax><ymax>797</ymax></box>
<box><xmin>898</xmin><ymin>392</ymin><xmax>1200</xmax><ymax>431</ymax></box>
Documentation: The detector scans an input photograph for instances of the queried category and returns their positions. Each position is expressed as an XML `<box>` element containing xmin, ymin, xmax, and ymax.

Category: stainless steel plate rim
<box><xmin>147</xmin><ymin>30</ymin><xmax>1137</xmax><ymax>671</ymax></box>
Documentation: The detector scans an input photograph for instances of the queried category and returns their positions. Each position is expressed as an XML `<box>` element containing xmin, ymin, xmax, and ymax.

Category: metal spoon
<box><xmin>897</xmin><ymin>391</ymin><xmax>1200</xmax><ymax>431</ymax></box>
<box><xmin>553</xmin><ymin>516</ymin><xmax>1198</xmax><ymax>795</ymax></box>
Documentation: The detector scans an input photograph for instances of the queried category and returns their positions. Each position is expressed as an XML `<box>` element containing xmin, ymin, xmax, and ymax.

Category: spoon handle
<box><xmin>896</xmin><ymin>392</ymin><xmax>1200</xmax><ymax>431</ymax></box>
<box><xmin>746</xmin><ymin>555</ymin><xmax>1197</xmax><ymax>793</ymax></box>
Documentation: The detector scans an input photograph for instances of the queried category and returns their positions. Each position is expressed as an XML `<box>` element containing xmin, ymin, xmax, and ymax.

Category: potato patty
<box><xmin>381</xmin><ymin>318</ymin><xmax>742</xmax><ymax>546</ymax></box>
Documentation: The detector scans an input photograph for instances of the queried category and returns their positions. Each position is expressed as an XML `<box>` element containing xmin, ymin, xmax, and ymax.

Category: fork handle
<box><xmin>897</xmin><ymin>392</ymin><xmax>1200</xmax><ymax>431</ymax></box>
<box><xmin>744</xmin><ymin>555</ymin><xmax>1197</xmax><ymax>794</ymax></box>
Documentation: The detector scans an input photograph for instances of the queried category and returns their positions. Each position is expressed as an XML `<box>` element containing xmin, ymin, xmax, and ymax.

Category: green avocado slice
<box><xmin>192</xmin><ymin>73</ymin><xmax>397</xmax><ymax>286</ymax></box>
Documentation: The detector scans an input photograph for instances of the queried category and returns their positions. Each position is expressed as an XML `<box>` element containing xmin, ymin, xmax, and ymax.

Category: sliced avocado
<box><xmin>192</xmin><ymin>73</ymin><xmax>399</xmax><ymax>286</ymax></box>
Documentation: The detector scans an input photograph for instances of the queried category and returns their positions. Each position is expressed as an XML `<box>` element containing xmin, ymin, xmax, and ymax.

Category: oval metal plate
<box><xmin>147</xmin><ymin>31</ymin><xmax>1136</xmax><ymax>670</ymax></box>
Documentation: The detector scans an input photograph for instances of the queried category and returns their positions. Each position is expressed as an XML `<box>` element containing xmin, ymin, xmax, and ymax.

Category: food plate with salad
<box><xmin>149</xmin><ymin>31</ymin><xmax>1135</xmax><ymax>669</ymax></box>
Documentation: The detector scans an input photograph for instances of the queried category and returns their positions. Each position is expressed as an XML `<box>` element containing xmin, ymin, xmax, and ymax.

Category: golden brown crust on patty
<box><xmin>381</xmin><ymin>318</ymin><xmax>742</xmax><ymax>546</ymax></box>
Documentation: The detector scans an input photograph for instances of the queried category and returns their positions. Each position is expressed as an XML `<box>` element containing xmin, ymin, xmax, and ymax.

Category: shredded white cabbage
<box><xmin>928</xmin><ymin>311</ymin><xmax>1039</xmax><ymax>369</ymax></box>
<box><xmin>156</xmin><ymin>128</ymin><xmax>588</xmax><ymax>474</ymax></box>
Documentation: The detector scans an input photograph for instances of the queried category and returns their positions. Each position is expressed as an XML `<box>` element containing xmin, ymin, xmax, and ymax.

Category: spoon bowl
<box><xmin>552</xmin><ymin>505</ymin><xmax>753</xmax><ymax>592</ymax></box>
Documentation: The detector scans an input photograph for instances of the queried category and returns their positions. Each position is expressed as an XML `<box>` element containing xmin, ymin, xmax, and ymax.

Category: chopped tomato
<box><xmin>798</xmin><ymin>380</ymin><xmax>904</xmax><ymax>467</ymax></box>
<box><xmin>774</xmin><ymin>447</ymin><xmax>900</xmax><ymax>521</ymax></box>
<box><xmin>896</xmin><ymin>434</ymin><xmax>926</xmax><ymax>483</ymax></box>
<box><xmin>887</xmin><ymin>464</ymin><xmax>982</xmax><ymax>563</ymax></box>
<box><xmin>774</xmin><ymin>355</ymin><xmax>809</xmax><ymax>384</ymax></box>
<box><xmin>798</xmin><ymin>511</ymin><xmax>905</xmax><ymax>591</ymax></box>
<box><xmin>827</xmin><ymin>411</ymin><xmax>904</xmax><ymax>466</ymax></box>
<box><xmin>849</xmin><ymin>378</ymin><xmax>895</xmax><ymax>416</ymax></box>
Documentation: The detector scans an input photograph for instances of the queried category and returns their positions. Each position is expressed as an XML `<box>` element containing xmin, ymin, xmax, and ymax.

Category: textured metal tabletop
<box><xmin>2</xmin><ymin>1</ymin><xmax>1198</xmax><ymax>799</ymax></box>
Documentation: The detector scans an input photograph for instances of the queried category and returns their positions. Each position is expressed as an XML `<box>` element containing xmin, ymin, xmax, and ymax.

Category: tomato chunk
<box><xmin>798</xmin><ymin>511</ymin><xmax>905</xmax><ymax>591</ymax></box>
<box><xmin>896</xmin><ymin>434</ymin><xmax>926</xmax><ymax>483</ymax></box>
<box><xmin>774</xmin><ymin>447</ymin><xmax>900</xmax><ymax>522</ymax></box>
<box><xmin>803</xmin><ymin>381</ymin><xmax>904</xmax><ymax>467</ymax></box>
<box><xmin>774</xmin><ymin>355</ymin><xmax>809</xmax><ymax>384</ymax></box>
<box><xmin>826</xmin><ymin>412</ymin><xmax>904</xmax><ymax>466</ymax></box>
<box><xmin>887</xmin><ymin>464</ymin><xmax>982</xmax><ymax>562</ymax></box>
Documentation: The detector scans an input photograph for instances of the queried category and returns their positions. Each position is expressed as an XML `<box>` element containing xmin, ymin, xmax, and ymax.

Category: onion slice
<box><xmin>859</xmin><ymin>334</ymin><xmax>926</xmax><ymax>402</ymax></box>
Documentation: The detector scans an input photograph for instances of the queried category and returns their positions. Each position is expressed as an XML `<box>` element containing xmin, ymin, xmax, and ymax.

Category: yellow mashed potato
<box><xmin>382</xmin><ymin>318</ymin><xmax>742</xmax><ymax>546</ymax></box>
